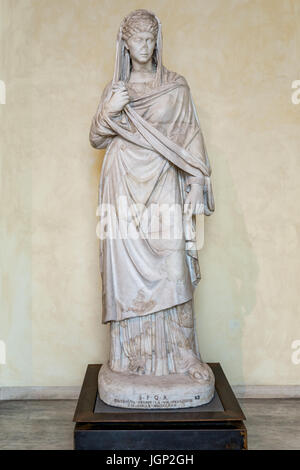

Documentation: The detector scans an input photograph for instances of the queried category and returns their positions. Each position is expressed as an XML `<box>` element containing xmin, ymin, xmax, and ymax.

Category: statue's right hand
<box><xmin>103</xmin><ymin>84</ymin><xmax>130</xmax><ymax>117</ymax></box>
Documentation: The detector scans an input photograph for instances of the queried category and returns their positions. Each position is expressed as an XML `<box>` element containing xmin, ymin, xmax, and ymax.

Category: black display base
<box><xmin>73</xmin><ymin>364</ymin><xmax>247</xmax><ymax>450</ymax></box>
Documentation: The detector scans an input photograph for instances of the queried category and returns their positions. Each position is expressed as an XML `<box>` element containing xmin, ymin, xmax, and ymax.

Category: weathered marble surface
<box><xmin>109</xmin><ymin>301</ymin><xmax>207</xmax><ymax>376</ymax></box>
<box><xmin>91</xmin><ymin>9</ymin><xmax>215</xmax><ymax>408</ymax></box>
<box><xmin>99</xmin><ymin>363</ymin><xmax>215</xmax><ymax>409</ymax></box>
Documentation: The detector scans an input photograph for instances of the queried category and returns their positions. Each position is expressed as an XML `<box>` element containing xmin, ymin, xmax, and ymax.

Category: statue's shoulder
<box><xmin>162</xmin><ymin>67</ymin><xmax>190</xmax><ymax>89</ymax></box>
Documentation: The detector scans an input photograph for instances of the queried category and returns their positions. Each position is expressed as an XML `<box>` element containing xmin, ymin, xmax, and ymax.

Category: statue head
<box><xmin>121</xmin><ymin>10</ymin><xmax>159</xmax><ymax>65</ymax></box>
<box><xmin>113</xmin><ymin>10</ymin><xmax>162</xmax><ymax>85</ymax></box>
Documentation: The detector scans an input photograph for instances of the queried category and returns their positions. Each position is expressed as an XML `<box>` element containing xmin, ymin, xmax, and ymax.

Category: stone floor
<box><xmin>0</xmin><ymin>399</ymin><xmax>299</xmax><ymax>450</ymax></box>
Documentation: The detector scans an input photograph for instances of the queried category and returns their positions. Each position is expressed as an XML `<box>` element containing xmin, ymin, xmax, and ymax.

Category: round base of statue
<box><xmin>98</xmin><ymin>363</ymin><xmax>215</xmax><ymax>409</ymax></box>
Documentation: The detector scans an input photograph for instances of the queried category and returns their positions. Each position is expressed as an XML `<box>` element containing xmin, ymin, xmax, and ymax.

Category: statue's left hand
<box><xmin>184</xmin><ymin>184</ymin><xmax>204</xmax><ymax>215</ymax></box>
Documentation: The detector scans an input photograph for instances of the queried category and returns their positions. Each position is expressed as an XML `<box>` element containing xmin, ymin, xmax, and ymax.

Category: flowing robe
<box><xmin>90</xmin><ymin>67</ymin><xmax>214</xmax><ymax>328</ymax></box>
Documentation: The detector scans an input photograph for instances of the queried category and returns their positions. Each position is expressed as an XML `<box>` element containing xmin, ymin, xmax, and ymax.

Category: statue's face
<box><xmin>125</xmin><ymin>31</ymin><xmax>156</xmax><ymax>64</ymax></box>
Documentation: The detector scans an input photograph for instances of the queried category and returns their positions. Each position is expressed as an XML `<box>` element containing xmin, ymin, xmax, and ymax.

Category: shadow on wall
<box><xmin>196</xmin><ymin>140</ymin><xmax>259</xmax><ymax>386</ymax></box>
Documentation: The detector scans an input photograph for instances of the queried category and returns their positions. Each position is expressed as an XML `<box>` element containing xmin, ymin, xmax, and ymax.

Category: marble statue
<box><xmin>90</xmin><ymin>9</ymin><xmax>215</xmax><ymax>409</ymax></box>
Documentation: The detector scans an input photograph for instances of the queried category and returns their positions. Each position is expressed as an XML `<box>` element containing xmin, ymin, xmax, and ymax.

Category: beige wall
<box><xmin>1</xmin><ymin>0</ymin><xmax>300</xmax><ymax>387</ymax></box>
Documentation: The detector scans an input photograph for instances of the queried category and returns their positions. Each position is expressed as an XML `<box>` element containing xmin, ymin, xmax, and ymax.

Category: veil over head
<box><xmin>112</xmin><ymin>9</ymin><xmax>163</xmax><ymax>87</ymax></box>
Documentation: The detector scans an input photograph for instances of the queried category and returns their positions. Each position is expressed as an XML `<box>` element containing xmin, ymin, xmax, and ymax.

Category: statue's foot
<box><xmin>176</xmin><ymin>350</ymin><xmax>212</xmax><ymax>382</ymax></box>
<box><xmin>188</xmin><ymin>360</ymin><xmax>211</xmax><ymax>382</ymax></box>
<box><xmin>128</xmin><ymin>357</ymin><xmax>146</xmax><ymax>375</ymax></box>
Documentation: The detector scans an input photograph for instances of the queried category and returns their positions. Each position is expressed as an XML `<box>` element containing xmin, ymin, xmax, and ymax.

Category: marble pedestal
<box><xmin>98</xmin><ymin>363</ymin><xmax>215</xmax><ymax>409</ymax></box>
<box><xmin>73</xmin><ymin>364</ymin><xmax>247</xmax><ymax>450</ymax></box>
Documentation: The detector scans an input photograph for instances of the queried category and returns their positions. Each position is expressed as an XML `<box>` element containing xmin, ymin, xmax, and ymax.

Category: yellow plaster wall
<box><xmin>1</xmin><ymin>0</ymin><xmax>299</xmax><ymax>386</ymax></box>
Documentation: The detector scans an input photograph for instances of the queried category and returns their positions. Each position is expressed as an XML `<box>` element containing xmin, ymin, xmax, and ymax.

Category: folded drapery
<box><xmin>90</xmin><ymin>68</ymin><xmax>215</xmax><ymax>323</ymax></box>
<box><xmin>109</xmin><ymin>299</ymin><xmax>202</xmax><ymax>376</ymax></box>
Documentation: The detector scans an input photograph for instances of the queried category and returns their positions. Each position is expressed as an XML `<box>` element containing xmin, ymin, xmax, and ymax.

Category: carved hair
<box><xmin>113</xmin><ymin>10</ymin><xmax>162</xmax><ymax>86</ymax></box>
<box><xmin>121</xmin><ymin>9</ymin><xmax>159</xmax><ymax>41</ymax></box>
